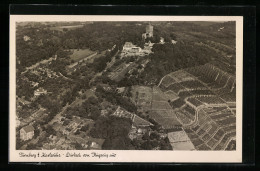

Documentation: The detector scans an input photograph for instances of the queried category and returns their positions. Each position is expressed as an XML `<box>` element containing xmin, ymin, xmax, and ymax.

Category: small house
<box><xmin>90</xmin><ymin>142</ymin><xmax>100</xmax><ymax>149</ymax></box>
<box><xmin>171</xmin><ymin>40</ymin><xmax>177</xmax><ymax>44</ymax></box>
<box><xmin>160</xmin><ymin>37</ymin><xmax>165</xmax><ymax>44</ymax></box>
<box><xmin>16</xmin><ymin>116</ymin><xmax>20</xmax><ymax>127</ymax></box>
<box><xmin>20</xmin><ymin>125</ymin><xmax>34</xmax><ymax>141</ymax></box>
<box><xmin>123</xmin><ymin>42</ymin><xmax>134</xmax><ymax>51</ymax></box>
<box><xmin>23</xmin><ymin>35</ymin><xmax>31</xmax><ymax>42</ymax></box>
<box><xmin>34</xmin><ymin>87</ymin><xmax>47</xmax><ymax>97</ymax></box>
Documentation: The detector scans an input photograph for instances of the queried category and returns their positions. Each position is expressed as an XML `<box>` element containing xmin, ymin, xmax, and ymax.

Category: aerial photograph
<box><xmin>15</xmin><ymin>21</ymin><xmax>236</xmax><ymax>151</ymax></box>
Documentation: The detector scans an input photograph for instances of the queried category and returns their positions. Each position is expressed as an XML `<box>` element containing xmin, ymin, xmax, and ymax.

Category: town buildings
<box><xmin>121</xmin><ymin>41</ymin><xmax>153</xmax><ymax>57</ymax></box>
<box><xmin>122</xmin><ymin>42</ymin><xmax>141</xmax><ymax>52</ymax></box>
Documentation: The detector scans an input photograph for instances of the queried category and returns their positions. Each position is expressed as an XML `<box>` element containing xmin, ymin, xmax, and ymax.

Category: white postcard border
<box><xmin>9</xmin><ymin>15</ymin><xmax>243</xmax><ymax>163</ymax></box>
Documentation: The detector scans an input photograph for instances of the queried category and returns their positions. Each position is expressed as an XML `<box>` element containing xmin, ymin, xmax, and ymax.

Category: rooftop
<box><xmin>133</xmin><ymin>115</ymin><xmax>153</xmax><ymax>127</ymax></box>
<box><xmin>22</xmin><ymin>125</ymin><xmax>34</xmax><ymax>133</ymax></box>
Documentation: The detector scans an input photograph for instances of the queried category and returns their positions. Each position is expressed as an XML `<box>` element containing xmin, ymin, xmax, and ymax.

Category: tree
<box><xmin>63</xmin><ymin>120</ymin><xmax>70</xmax><ymax>126</ymax></box>
<box><xmin>74</xmin><ymin>129</ymin><xmax>80</xmax><ymax>135</ymax></box>
<box><xmin>150</xmin><ymin>132</ymin><xmax>160</xmax><ymax>140</ymax></box>
<box><xmin>132</xmin><ymin>69</ymin><xmax>138</xmax><ymax>75</ymax></box>
<box><xmin>80</xmin><ymin>125</ymin><xmax>89</xmax><ymax>132</ymax></box>
<box><xmin>88</xmin><ymin>96</ymin><xmax>98</xmax><ymax>105</ymax></box>
<box><xmin>74</xmin><ymin>142</ymin><xmax>84</xmax><ymax>150</ymax></box>
<box><xmin>45</xmin><ymin>125</ymin><xmax>56</xmax><ymax>136</ymax></box>
<box><xmin>34</xmin><ymin>129</ymin><xmax>40</xmax><ymax>137</ymax></box>
<box><xmin>142</xmin><ymin>132</ymin><xmax>150</xmax><ymax>141</ymax></box>
<box><xmin>26</xmin><ymin>143</ymin><xmax>37</xmax><ymax>150</ymax></box>
<box><xmin>140</xmin><ymin>141</ymin><xmax>152</xmax><ymax>150</ymax></box>
<box><xmin>89</xmin><ymin>106</ymin><xmax>101</xmax><ymax>120</ymax></box>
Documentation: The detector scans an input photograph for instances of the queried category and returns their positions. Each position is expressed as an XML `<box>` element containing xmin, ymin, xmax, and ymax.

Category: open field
<box><xmin>168</xmin><ymin>70</ymin><xmax>195</xmax><ymax>82</ymax></box>
<box><xmin>168</xmin><ymin>130</ymin><xmax>195</xmax><ymax>150</ymax></box>
<box><xmin>131</xmin><ymin>85</ymin><xmax>182</xmax><ymax>129</ymax></box>
<box><xmin>87</xmin><ymin>50</ymin><xmax>107</xmax><ymax>63</ymax></box>
<box><xmin>68</xmin><ymin>50</ymin><xmax>106</xmax><ymax>69</ymax></box>
<box><xmin>69</xmin><ymin>49</ymin><xmax>96</xmax><ymax>62</ymax></box>
<box><xmin>160</xmin><ymin>75</ymin><xmax>176</xmax><ymax>87</ymax></box>
<box><xmin>148</xmin><ymin>110</ymin><xmax>181</xmax><ymax>129</ymax></box>
<box><xmin>131</xmin><ymin>86</ymin><xmax>152</xmax><ymax>105</ymax></box>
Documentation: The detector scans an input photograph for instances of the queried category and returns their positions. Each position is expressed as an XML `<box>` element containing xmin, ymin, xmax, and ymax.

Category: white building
<box><xmin>122</xmin><ymin>41</ymin><xmax>153</xmax><ymax>57</ymax></box>
<box><xmin>16</xmin><ymin>116</ymin><xmax>20</xmax><ymax>127</ymax></box>
<box><xmin>172</xmin><ymin>40</ymin><xmax>177</xmax><ymax>44</ymax></box>
<box><xmin>160</xmin><ymin>37</ymin><xmax>165</xmax><ymax>44</ymax></box>
<box><xmin>23</xmin><ymin>35</ymin><xmax>31</xmax><ymax>41</ymax></box>
<box><xmin>122</xmin><ymin>42</ymin><xmax>135</xmax><ymax>51</ymax></box>
<box><xmin>34</xmin><ymin>87</ymin><xmax>47</xmax><ymax>96</ymax></box>
<box><xmin>122</xmin><ymin>42</ymin><xmax>142</xmax><ymax>54</ymax></box>
<box><xmin>20</xmin><ymin>125</ymin><xmax>34</xmax><ymax>141</ymax></box>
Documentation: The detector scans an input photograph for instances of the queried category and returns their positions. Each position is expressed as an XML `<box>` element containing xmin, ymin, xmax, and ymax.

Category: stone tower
<box><xmin>145</xmin><ymin>23</ymin><xmax>153</xmax><ymax>37</ymax></box>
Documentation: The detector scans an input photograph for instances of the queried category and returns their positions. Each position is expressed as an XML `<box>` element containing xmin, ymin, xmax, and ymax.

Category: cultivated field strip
<box><xmin>156</xmin><ymin>63</ymin><xmax>236</xmax><ymax>150</ymax></box>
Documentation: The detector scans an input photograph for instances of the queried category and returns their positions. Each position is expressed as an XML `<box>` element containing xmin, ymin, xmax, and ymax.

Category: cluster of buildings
<box><xmin>34</xmin><ymin>87</ymin><xmax>47</xmax><ymax>97</ymax></box>
<box><xmin>121</xmin><ymin>23</ymin><xmax>177</xmax><ymax>57</ymax></box>
<box><xmin>18</xmin><ymin>113</ymin><xmax>105</xmax><ymax>150</ymax></box>
<box><xmin>111</xmin><ymin>107</ymin><xmax>154</xmax><ymax>140</ymax></box>
<box><xmin>121</xmin><ymin>41</ymin><xmax>154</xmax><ymax>57</ymax></box>
<box><xmin>25</xmin><ymin>56</ymin><xmax>56</xmax><ymax>71</ymax></box>
<box><xmin>120</xmin><ymin>23</ymin><xmax>156</xmax><ymax>57</ymax></box>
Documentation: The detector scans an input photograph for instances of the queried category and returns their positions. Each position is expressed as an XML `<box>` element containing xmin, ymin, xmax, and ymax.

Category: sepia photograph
<box><xmin>9</xmin><ymin>15</ymin><xmax>243</xmax><ymax>162</ymax></box>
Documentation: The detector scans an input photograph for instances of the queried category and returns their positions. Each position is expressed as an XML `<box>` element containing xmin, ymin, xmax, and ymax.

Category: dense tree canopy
<box><xmin>89</xmin><ymin>116</ymin><xmax>134</xmax><ymax>150</ymax></box>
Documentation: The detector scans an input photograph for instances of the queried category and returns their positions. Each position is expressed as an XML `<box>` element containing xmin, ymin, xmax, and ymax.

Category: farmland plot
<box><xmin>163</xmin><ymin>83</ymin><xmax>184</xmax><ymax>94</ymax></box>
<box><xmin>147</xmin><ymin>105</ymin><xmax>181</xmax><ymax>130</ymax></box>
<box><xmin>152</xmin><ymin>101</ymin><xmax>172</xmax><ymax>110</ymax></box>
<box><xmin>131</xmin><ymin>85</ymin><xmax>152</xmax><ymax>106</ymax></box>
<box><xmin>69</xmin><ymin>49</ymin><xmax>96</xmax><ymax>62</ymax></box>
<box><xmin>168</xmin><ymin>70</ymin><xmax>195</xmax><ymax>82</ymax></box>
<box><xmin>168</xmin><ymin>130</ymin><xmax>195</xmax><ymax>150</ymax></box>
<box><xmin>161</xmin><ymin>75</ymin><xmax>176</xmax><ymax>87</ymax></box>
<box><xmin>179</xmin><ymin>80</ymin><xmax>206</xmax><ymax>89</ymax></box>
<box><xmin>164</xmin><ymin>90</ymin><xmax>179</xmax><ymax>101</ymax></box>
<box><xmin>183</xmin><ymin>105</ymin><xmax>236</xmax><ymax>150</ymax></box>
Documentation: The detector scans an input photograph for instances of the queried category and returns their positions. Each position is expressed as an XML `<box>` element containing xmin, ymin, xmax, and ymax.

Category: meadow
<box><xmin>69</xmin><ymin>49</ymin><xmax>96</xmax><ymax>62</ymax></box>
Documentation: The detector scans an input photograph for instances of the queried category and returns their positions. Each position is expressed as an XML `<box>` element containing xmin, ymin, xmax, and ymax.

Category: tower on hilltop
<box><xmin>142</xmin><ymin>22</ymin><xmax>154</xmax><ymax>40</ymax></box>
<box><xmin>145</xmin><ymin>23</ymin><xmax>153</xmax><ymax>37</ymax></box>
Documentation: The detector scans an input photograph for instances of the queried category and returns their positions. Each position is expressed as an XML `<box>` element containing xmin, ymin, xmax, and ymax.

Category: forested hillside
<box><xmin>16</xmin><ymin>21</ymin><xmax>235</xmax><ymax>72</ymax></box>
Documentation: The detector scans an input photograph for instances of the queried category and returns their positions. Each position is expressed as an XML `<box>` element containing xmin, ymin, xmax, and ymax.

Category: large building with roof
<box><xmin>20</xmin><ymin>125</ymin><xmax>34</xmax><ymax>141</ymax></box>
<box><xmin>122</xmin><ymin>42</ymin><xmax>141</xmax><ymax>53</ymax></box>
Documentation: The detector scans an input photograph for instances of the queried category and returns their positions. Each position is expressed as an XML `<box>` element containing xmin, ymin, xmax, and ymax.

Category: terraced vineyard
<box><xmin>184</xmin><ymin>107</ymin><xmax>236</xmax><ymax>150</ymax></box>
<box><xmin>131</xmin><ymin>86</ymin><xmax>182</xmax><ymax>130</ymax></box>
<box><xmin>157</xmin><ymin>63</ymin><xmax>236</xmax><ymax>150</ymax></box>
<box><xmin>130</xmin><ymin>64</ymin><xmax>236</xmax><ymax>150</ymax></box>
